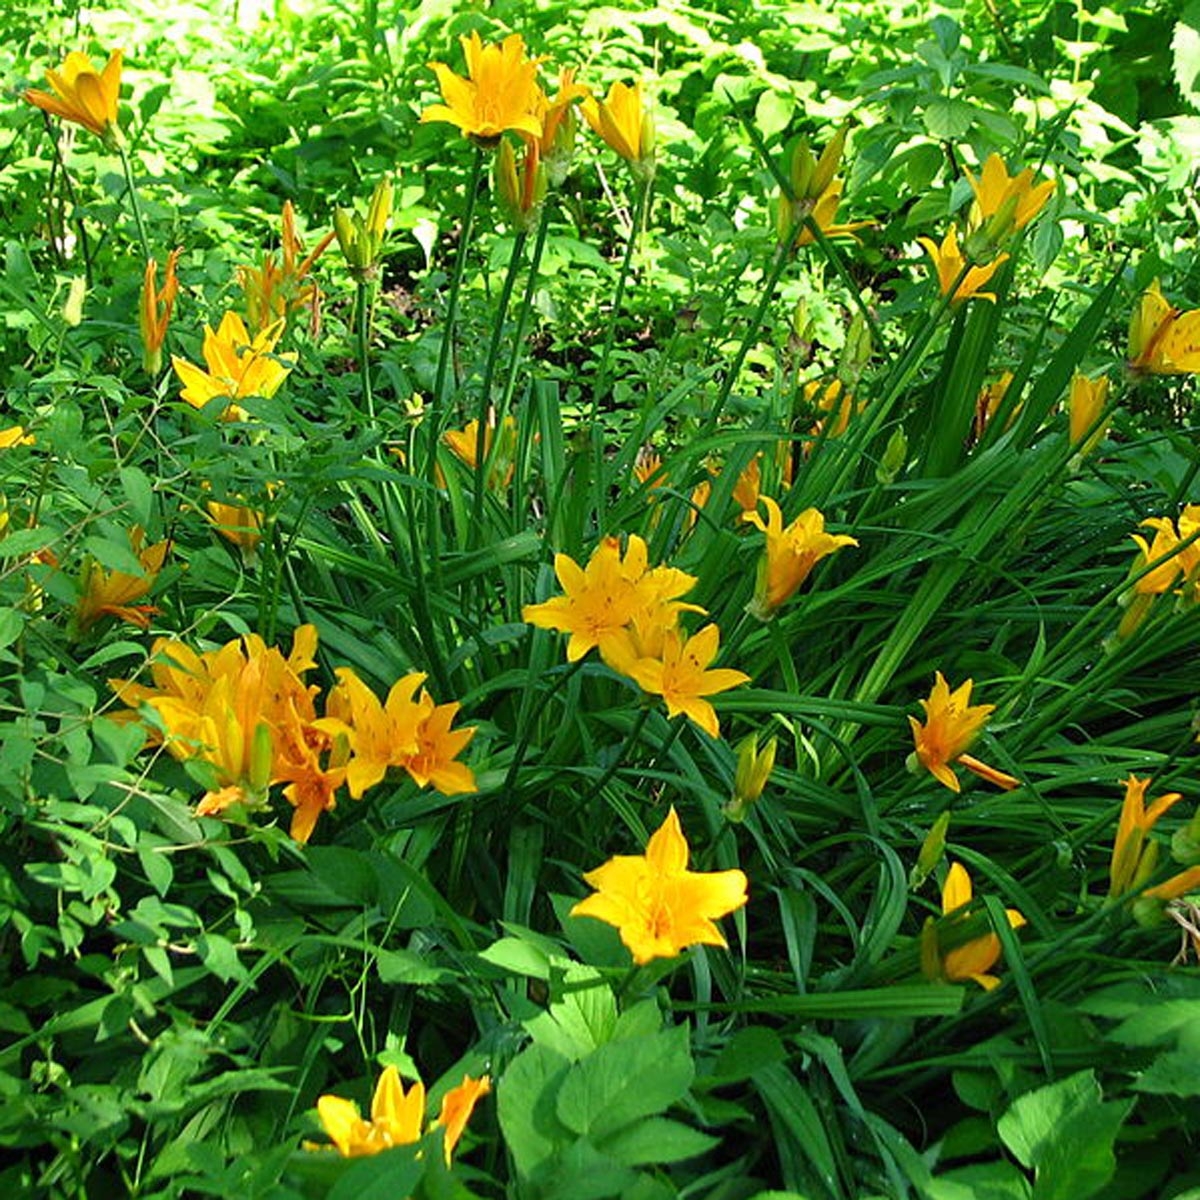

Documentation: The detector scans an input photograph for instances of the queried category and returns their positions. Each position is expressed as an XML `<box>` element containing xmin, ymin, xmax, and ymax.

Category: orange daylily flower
<box><xmin>1109</xmin><ymin>775</ymin><xmax>1186</xmax><ymax>900</ymax></box>
<box><xmin>75</xmin><ymin>526</ymin><xmax>170</xmax><ymax>633</ymax></box>
<box><xmin>139</xmin><ymin>249</ymin><xmax>181</xmax><ymax>376</ymax></box>
<box><xmin>571</xmin><ymin>806</ymin><xmax>748</xmax><ymax>965</ymax></box>
<box><xmin>238</xmin><ymin>201</ymin><xmax>335</xmax><ymax>335</ymax></box>
<box><xmin>908</xmin><ymin>672</ymin><xmax>1018</xmax><ymax>793</ymax></box>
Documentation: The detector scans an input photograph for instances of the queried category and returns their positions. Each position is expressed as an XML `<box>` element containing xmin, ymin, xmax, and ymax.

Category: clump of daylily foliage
<box><xmin>7</xmin><ymin>7</ymin><xmax>1200</xmax><ymax>1197</ymax></box>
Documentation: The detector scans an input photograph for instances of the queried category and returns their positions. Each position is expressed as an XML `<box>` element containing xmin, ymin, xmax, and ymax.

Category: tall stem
<box><xmin>40</xmin><ymin>116</ymin><xmax>93</xmax><ymax>286</ymax></box>
<box><xmin>470</xmin><ymin>229</ymin><xmax>528</xmax><ymax>536</ymax></box>
<box><xmin>500</xmin><ymin>205</ymin><xmax>552</xmax><ymax>416</ymax></box>
<box><xmin>354</xmin><ymin>276</ymin><xmax>378</xmax><ymax>426</ymax></box>
<box><xmin>115</xmin><ymin>139</ymin><xmax>151</xmax><ymax>263</ymax></box>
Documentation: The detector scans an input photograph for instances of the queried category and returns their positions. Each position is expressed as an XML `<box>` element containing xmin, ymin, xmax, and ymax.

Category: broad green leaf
<box><xmin>596</xmin><ymin>1116</ymin><xmax>718</xmax><ymax>1166</ymax></box>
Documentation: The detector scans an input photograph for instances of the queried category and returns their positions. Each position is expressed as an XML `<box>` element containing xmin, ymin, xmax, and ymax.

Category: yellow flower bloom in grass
<box><xmin>422</xmin><ymin>32</ymin><xmax>544</xmax><ymax>146</ymax></box>
<box><xmin>1068</xmin><ymin>371</ymin><xmax>1111</xmax><ymax>455</ymax></box>
<box><xmin>24</xmin><ymin>49</ymin><xmax>123</xmax><ymax>143</ymax></box>
<box><xmin>918</xmin><ymin>227</ymin><xmax>1008</xmax><ymax>306</ymax></box>
<box><xmin>205</xmin><ymin>498</ymin><xmax>263</xmax><ymax>557</ymax></box>
<box><xmin>571</xmin><ymin>806</ymin><xmax>748</xmax><ymax>965</ymax></box>
<box><xmin>1109</xmin><ymin>775</ymin><xmax>1185</xmax><ymax>901</ymax></box>
<box><xmin>932</xmin><ymin>862</ymin><xmax>1026</xmax><ymax>991</ymax></box>
<box><xmin>139</xmin><ymin>249</ymin><xmax>181</xmax><ymax>376</ymax></box>
<box><xmin>75</xmin><ymin>526</ymin><xmax>170</xmax><ymax>633</ymax></box>
<box><xmin>443</xmin><ymin>415</ymin><xmax>517</xmax><ymax>489</ymax></box>
<box><xmin>908</xmin><ymin>672</ymin><xmax>1019</xmax><ymax>793</ymax></box>
<box><xmin>0</xmin><ymin>426</ymin><xmax>34</xmax><ymax>448</ymax></box>
<box><xmin>238</xmin><ymin>201</ymin><xmax>335</xmax><ymax>336</ymax></box>
<box><xmin>741</xmin><ymin>496</ymin><xmax>857</xmax><ymax>620</ymax></box>
<box><xmin>582</xmin><ymin>80</ymin><xmax>654</xmax><ymax>175</ymax></box>
<box><xmin>1127</xmin><ymin>280</ymin><xmax>1200</xmax><ymax>375</ymax></box>
<box><xmin>964</xmin><ymin>153</ymin><xmax>1055</xmax><ymax>239</ymax></box>
<box><xmin>613</xmin><ymin>623</ymin><xmax>750</xmax><ymax>740</ymax></box>
<box><xmin>1118</xmin><ymin>505</ymin><xmax>1200</xmax><ymax>640</ymax></box>
<box><xmin>312</xmin><ymin>1065</ymin><xmax>491</xmax><ymax>1163</ymax></box>
<box><xmin>523</xmin><ymin>534</ymin><xmax>698</xmax><ymax>664</ymax></box>
<box><xmin>320</xmin><ymin>667</ymin><xmax>476</xmax><ymax>799</ymax></box>
<box><xmin>172</xmin><ymin>312</ymin><xmax>296</xmax><ymax>419</ymax></box>
<box><xmin>778</xmin><ymin>180</ymin><xmax>872</xmax><ymax>250</ymax></box>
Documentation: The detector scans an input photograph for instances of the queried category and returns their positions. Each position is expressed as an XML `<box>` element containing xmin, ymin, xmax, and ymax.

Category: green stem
<box><xmin>502</xmin><ymin>657</ymin><xmax>587</xmax><ymax>798</ymax></box>
<box><xmin>40</xmin><ymin>115</ymin><xmax>93</xmax><ymax>286</ymax></box>
<box><xmin>115</xmin><ymin>138</ymin><xmax>151</xmax><ymax>263</ymax></box>
<box><xmin>431</xmin><ymin>145</ymin><xmax>486</xmax><ymax>415</ymax></box>
<box><xmin>591</xmin><ymin>176</ymin><xmax>652</xmax><ymax>410</ymax></box>
<box><xmin>500</xmin><ymin>203</ymin><xmax>552</xmax><ymax>416</ymax></box>
<box><xmin>579</xmin><ymin>705</ymin><xmax>653</xmax><ymax>814</ymax></box>
<box><xmin>699</xmin><ymin>236</ymin><xmax>796</xmax><ymax>438</ymax></box>
<box><xmin>354</xmin><ymin>277</ymin><xmax>378</xmax><ymax>425</ymax></box>
<box><xmin>471</xmin><ymin>229</ymin><xmax>528</xmax><ymax>535</ymax></box>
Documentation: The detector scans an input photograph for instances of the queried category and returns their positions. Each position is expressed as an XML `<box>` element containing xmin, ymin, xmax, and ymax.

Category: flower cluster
<box><xmin>920</xmin><ymin>154</ymin><xmax>1055</xmax><ymax>305</ymax></box>
<box><xmin>523</xmin><ymin>534</ymin><xmax>748</xmax><ymax>737</ymax></box>
<box><xmin>110</xmin><ymin>625</ymin><xmax>475</xmax><ymax>842</ymax></box>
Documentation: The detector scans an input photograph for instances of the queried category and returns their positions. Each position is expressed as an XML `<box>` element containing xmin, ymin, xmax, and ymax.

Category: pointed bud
<box><xmin>876</xmin><ymin>428</ymin><xmax>908</xmax><ymax>485</ymax></box>
<box><xmin>249</xmin><ymin>721</ymin><xmax>274</xmax><ymax>793</ymax></box>
<box><xmin>726</xmin><ymin>733</ymin><xmax>777</xmax><ymax>822</ymax></box>
<box><xmin>811</xmin><ymin>125</ymin><xmax>848</xmax><ymax>199</ymax></box>
<box><xmin>919</xmin><ymin>916</ymin><xmax>942</xmax><ymax>982</ymax></box>
<box><xmin>910</xmin><ymin>811</ymin><xmax>951</xmax><ymax>888</ymax></box>
<box><xmin>787</xmin><ymin>138</ymin><xmax>816</xmax><ymax>200</ymax></box>
<box><xmin>366</xmin><ymin>175</ymin><xmax>393</xmax><ymax>245</ymax></box>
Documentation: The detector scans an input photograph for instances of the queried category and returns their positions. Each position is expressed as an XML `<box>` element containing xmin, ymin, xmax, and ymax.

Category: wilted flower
<box><xmin>422</xmin><ymin>32</ymin><xmax>543</xmax><ymax>146</ymax></box>
<box><xmin>172</xmin><ymin>312</ymin><xmax>296</xmax><ymax>419</ymax></box>
<box><xmin>741</xmin><ymin>496</ymin><xmax>857</xmax><ymax>619</ymax></box>
<box><xmin>918</xmin><ymin>227</ymin><xmax>1008</xmax><ymax>305</ymax></box>
<box><xmin>973</xmin><ymin>371</ymin><xmax>1018</xmax><ymax>443</ymax></box>
<box><xmin>239</xmin><ymin>201</ymin><xmax>335</xmax><ymax>333</ymax></box>
<box><xmin>140</xmin><ymin>249</ymin><xmax>181</xmax><ymax>376</ymax></box>
<box><xmin>444</xmin><ymin>414</ymin><xmax>518</xmax><ymax>489</ymax></box>
<box><xmin>532</xmin><ymin>67</ymin><xmax>588</xmax><ymax>181</ymax></box>
<box><xmin>1127</xmin><ymin>280</ymin><xmax>1200</xmax><ymax>375</ymax></box>
<box><xmin>571</xmin><ymin>806</ymin><xmax>748</xmax><ymax>965</ymax></box>
<box><xmin>582</xmin><ymin>79</ymin><xmax>655</xmax><ymax>178</ymax></box>
<box><xmin>311</xmin><ymin>1065</ymin><xmax>490</xmax><ymax>1164</ymax></box>
<box><xmin>908</xmin><ymin>672</ymin><xmax>1018</xmax><ymax>793</ymax></box>
<box><xmin>25</xmin><ymin>49</ymin><xmax>123</xmax><ymax>144</ymax></box>
<box><xmin>925</xmin><ymin>861</ymin><xmax>1026</xmax><ymax>991</ymax></box>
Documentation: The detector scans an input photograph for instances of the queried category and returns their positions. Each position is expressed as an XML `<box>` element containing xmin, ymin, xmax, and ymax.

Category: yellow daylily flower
<box><xmin>618</xmin><ymin>623</ymin><xmax>750</xmax><ymax>740</ymax></box>
<box><xmin>171</xmin><ymin>311</ymin><xmax>295</xmax><ymax>419</ymax></box>
<box><xmin>934</xmin><ymin>862</ymin><xmax>1026</xmax><ymax>991</ymax></box>
<box><xmin>1068</xmin><ymin>371</ymin><xmax>1111</xmax><ymax>455</ymax></box>
<box><xmin>741</xmin><ymin>496</ymin><xmax>857</xmax><ymax>619</ymax></box>
<box><xmin>1127</xmin><ymin>280</ymin><xmax>1200</xmax><ymax>375</ymax></box>
<box><xmin>311</xmin><ymin>1065</ymin><xmax>490</xmax><ymax>1164</ymax></box>
<box><xmin>581</xmin><ymin>79</ymin><xmax>654</xmax><ymax>176</ymax></box>
<box><xmin>421</xmin><ymin>32</ymin><xmax>543</xmax><ymax>146</ymax></box>
<box><xmin>571</xmin><ymin>806</ymin><xmax>749</xmax><ymax>965</ymax></box>
<box><xmin>964</xmin><ymin>153</ymin><xmax>1055</xmax><ymax>238</ymax></box>
<box><xmin>908</xmin><ymin>672</ymin><xmax>1018</xmax><ymax>793</ymax></box>
<box><xmin>24</xmin><ymin>49</ymin><xmax>123</xmax><ymax>143</ymax></box>
<box><xmin>0</xmin><ymin>426</ymin><xmax>35</xmax><ymax>449</ymax></box>
<box><xmin>918</xmin><ymin>227</ymin><xmax>1008</xmax><ymax>305</ymax></box>
<box><xmin>1109</xmin><ymin>775</ymin><xmax>1186</xmax><ymax>900</ymax></box>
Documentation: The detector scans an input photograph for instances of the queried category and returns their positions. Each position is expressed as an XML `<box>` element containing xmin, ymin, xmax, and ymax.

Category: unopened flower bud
<box><xmin>726</xmin><ymin>733</ymin><xmax>777</xmax><ymax>822</ymax></box>
<box><xmin>910</xmin><ymin>811</ymin><xmax>951</xmax><ymax>888</ymax></box>
<box><xmin>876</xmin><ymin>427</ymin><xmax>908</xmax><ymax>485</ymax></box>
